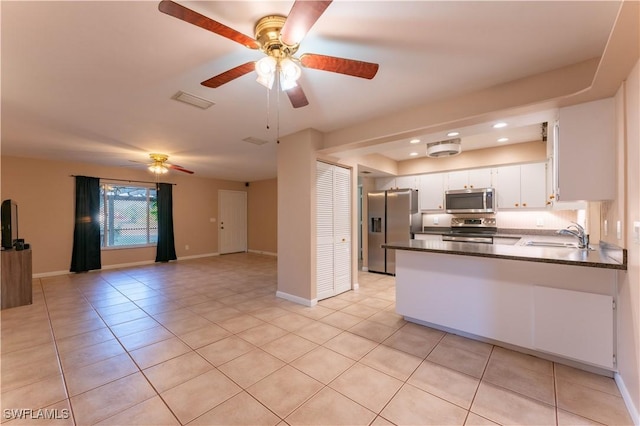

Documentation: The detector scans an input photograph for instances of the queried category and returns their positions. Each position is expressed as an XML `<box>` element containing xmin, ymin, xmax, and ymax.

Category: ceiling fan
<box><xmin>158</xmin><ymin>0</ymin><xmax>379</xmax><ymax>108</ymax></box>
<box><xmin>134</xmin><ymin>153</ymin><xmax>195</xmax><ymax>175</ymax></box>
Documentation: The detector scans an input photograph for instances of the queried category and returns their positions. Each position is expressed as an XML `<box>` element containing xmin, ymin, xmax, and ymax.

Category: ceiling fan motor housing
<box><xmin>255</xmin><ymin>15</ymin><xmax>298</xmax><ymax>58</ymax></box>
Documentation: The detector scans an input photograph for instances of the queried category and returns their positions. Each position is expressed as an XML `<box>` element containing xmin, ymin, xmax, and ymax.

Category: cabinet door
<box><xmin>316</xmin><ymin>162</ymin><xmax>335</xmax><ymax>300</ymax></box>
<box><xmin>533</xmin><ymin>286</ymin><xmax>613</xmax><ymax>369</ymax></box>
<box><xmin>375</xmin><ymin>177</ymin><xmax>395</xmax><ymax>190</ymax></box>
<box><xmin>496</xmin><ymin>165</ymin><xmax>521</xmax><ymax>208</ymax></box>
<box><xmin>520</xmin><ymin>163</ymin><xmax>547</xmax><ymax>208</ymax></box>
<box><xmin>447</xmin><ymin>171</ymin><xmax>468</xmax><ymax>189</ymax></box>
<box><xmin>469</xmin><ymin>168</ymin><xmax>493</xmax><ymax>189</ymax></box>
<box><xmin>419</xmin><ymin>173</ymin><xmax>445</xmax><ymax>211</ymax></box>
<box><xmin>395</xmin><ymin>175</ymin><xmax>418</xmax><ymax>190</ymax></box>
<box><xmin>557</xmin><ymin>98</ymin><xmax>615</xmax><ymax>201</ymax></box>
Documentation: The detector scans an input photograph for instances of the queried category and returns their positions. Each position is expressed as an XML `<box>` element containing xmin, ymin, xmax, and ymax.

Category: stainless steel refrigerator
<box><xmin>367</xmin><ymin>188</ymin><xmax>421</xmax><ymax>275</ymax></box>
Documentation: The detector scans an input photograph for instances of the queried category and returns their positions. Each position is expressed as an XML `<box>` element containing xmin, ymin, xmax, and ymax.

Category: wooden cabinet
<box><xmin>418</xmin><ymin>173</ymin><xmax>445</xmax><ymax>211</ymax></box>
<box><xmin>496</xmin><ymin>162</ymin><xmax>547</xmax><ymax>209</ymax></box>
<box><xmin>316</xmin><ymin>162</ymin><xmax>351</xmax><ymax>301</ymax></box>
<box><xmin>1</xmin><ymin>249</ymin><xmax>32</xmax><ymax>309</ymax></box>
<box><xmin>556</xmin><ymin>97</ymin><xmax>616</xmax><ymax>201</ymax></box>
<box><xmin>447</xmin><ymin>168</ymin><xmax>493</xmax><ymax>190</ymax></box>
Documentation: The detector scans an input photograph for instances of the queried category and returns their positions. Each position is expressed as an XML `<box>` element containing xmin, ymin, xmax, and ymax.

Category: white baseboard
<box><xmin>276</xmin><ymin>291</ymin><xmax>317</xmax><ymax>307</ymax></box>
<box><xmin>33</xmin><ymin>270</ymin><xmax>71</xmax><ymax>278</ymax></box>
<box><xmin>352</xmin><ymin>282</ymin><xmax>360</xmax><ymax>290</ymax></box>
<box><xmin>615</xmin><ymin>372</ymin><xmax>640</xmax><ymax>425</ymax></box>
<box><xmin>247</xmin><ymin>249</ymin><xmax>277</xmax><ymax>257</ymax></box>
<box><xmin>177</xmin><ymin>253</ymin><xmax>219</xmax><ymax>260</ymax></box>
<box><xmin>32</xmin><ymin>253</ymin><xmax>220</xmax><ymax>278</ymax></box>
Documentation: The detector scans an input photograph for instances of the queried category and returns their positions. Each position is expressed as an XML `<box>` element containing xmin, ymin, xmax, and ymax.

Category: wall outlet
<box><xmin>634</xmin><ymin>221</ymin><xmax>640</xmax><ymax>244</ymax></box>
<box><xmin>603</xmin><ymin>219</ymin><xmax>608</xmax><ymax>237</ymax></box>
<box><xmin>433</xmin><ymin>216</ymin><xmax>439</xmax><ymax>225</ymax></box>
<box><xmin>185</xmin><ymin>245</ymin><xmax>190</xmax><ymax>250</ymax></box>
<box><xmin>617</xmin><ymin>221</ymin><xmax>622</xmax><ymax>240</ymax></box>
<box><xmin>536</xmin><ymin>217</ymin><xmax>544</xmax><ymax>227</ymax></box>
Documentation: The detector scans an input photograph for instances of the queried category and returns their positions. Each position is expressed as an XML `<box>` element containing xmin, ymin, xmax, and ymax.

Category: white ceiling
<box><xmin>1</xmin><ymin>1</ymin><xmax>622</xmax><ymax>181</ymax></box>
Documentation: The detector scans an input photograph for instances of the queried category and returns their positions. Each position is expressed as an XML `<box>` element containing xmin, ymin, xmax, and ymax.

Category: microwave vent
<box><xmin>426</xmin><ymin>138</ymin><xmax>462</xmax><ymax>158</ymax></box>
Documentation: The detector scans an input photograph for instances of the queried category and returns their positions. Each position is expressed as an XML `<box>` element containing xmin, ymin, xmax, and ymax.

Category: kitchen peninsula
<box><xmin>383</xmin><ymin>239</ymin><xmax>627</xmax><ymax>371</ymax></box>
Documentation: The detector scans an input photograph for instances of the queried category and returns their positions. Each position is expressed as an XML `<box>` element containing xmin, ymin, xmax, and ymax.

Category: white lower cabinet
<box><xmin>316</xmin><ymin>161</ymin><xmax>352</xmax><ymax>300</ymax></box>
<box><xmin>533</xmin><ymin>286</ymin><xmax>614</xmax><ymax>368</ymax></box>
<box><xmin>395</xmin><ymin>250</ymin><xmax>616</xmax><ymax>370</ymax></box>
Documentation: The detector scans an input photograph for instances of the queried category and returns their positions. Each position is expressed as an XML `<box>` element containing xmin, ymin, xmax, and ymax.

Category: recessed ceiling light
<box><xmin>409</xmin><ymin>152</ymin><xmax>419</xmax><ymax>156</ymax></box>
<box><xmin>497</xmin><ymin>137</ymin><xmax>509</xmax><ymax>143</ymax></box>
<box><xmin>409</xmin><ymin>138</ymin><xmax>421</xmax><ymax>144</ymax></box>
<box><xmin>493</xmin><ymin>122</ymin><xmax>508</xmax><ymax>129</ymax></box>
<box><xmin>447</xmin><ymin>131</ymin><xmax>459</xmax><ymax>137</ymax></box>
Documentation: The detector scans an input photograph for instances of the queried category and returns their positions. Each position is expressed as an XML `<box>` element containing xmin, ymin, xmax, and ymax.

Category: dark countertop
<box><xmin>383</xmin><ymin>239</ymin><xmax>627</xmax><ymax>270</ymax></box>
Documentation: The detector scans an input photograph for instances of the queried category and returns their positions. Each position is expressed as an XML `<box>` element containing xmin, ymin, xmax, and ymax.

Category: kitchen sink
<box><xmin>523</xmin><ymin>241</ymin><xmax>579</xmax><ymax>249</ymax></box>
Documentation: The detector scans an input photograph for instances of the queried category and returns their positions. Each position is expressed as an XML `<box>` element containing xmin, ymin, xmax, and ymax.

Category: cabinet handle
<box><xmin>546</xmin><ymin>201</ymin><xmax>552</xmax><ymax>205</ymax></box>
<box><xmin>470</xmin><ymin>185</ymin><xmax>474</xmax><ymax>188</ymax></box>
<box><xmin>341</xmin><ymin>238</ymin><xmax>346</xmax><ymax>242</ymax></box>
<box><xmin>523</xmin><ymin>203</ymin><xmax>527</xmax><ymax>207</ymax></box>
<box><xmin>515</xmin><ymin>203</ymin><xmax>519</xmax><ymax>207</ymax></box>
<box><xmin>464</xmin><ymin>185</ymin><xmax>468</xmax><ymax>189</ymax></box>
<box><xmin>549</xmin><ymin>195</ymin><xmax>555</xmax><ymax>199</ymax></box>
<box><xmin>439</xmin><ymin>205</ymin><xmax>442</xmax><ymax>209</ymax></box>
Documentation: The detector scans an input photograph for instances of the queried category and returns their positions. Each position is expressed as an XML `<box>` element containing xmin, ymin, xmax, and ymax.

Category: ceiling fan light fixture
<box><xmin>255</xmin><ymin>56</ymin><xmax>277</xmax><ymax>88</ymax></box>
<box><xmin>148</xmin><ymin>164</ymin><xmax>169</xmax><ymax>174</ymax></box>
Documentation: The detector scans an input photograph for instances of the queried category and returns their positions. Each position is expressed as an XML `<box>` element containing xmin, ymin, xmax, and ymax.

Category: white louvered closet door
<box><xmin>316</xmin><ymin>161</ymin><xmax>352</xmax><ymax>301</ymax></box>
<box><xmin>332</xmin><ymin>166</ymin><xmax>351</xmax><ymax>294</ymax></box>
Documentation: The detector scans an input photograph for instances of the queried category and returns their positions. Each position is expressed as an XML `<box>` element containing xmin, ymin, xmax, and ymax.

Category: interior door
<box><xmin>218</xmin><ymin>190</ymin><xmax>247</xmax><ymax>254</ymax></box>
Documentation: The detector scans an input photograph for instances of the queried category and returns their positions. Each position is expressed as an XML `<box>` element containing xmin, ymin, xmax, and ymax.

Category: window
<box><xmin>99</xmin><ymin>183</ymin><xmax>157</xmax><ymax>248</ymax></box>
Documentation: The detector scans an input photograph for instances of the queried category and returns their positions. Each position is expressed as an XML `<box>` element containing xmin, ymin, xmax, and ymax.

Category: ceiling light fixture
<box><xmin>255</xmin><ymin>56</ymin><xmax>301</xmax><ymax>91</ymax></box>
<box><xmin>426</xmin><ymin>138</ymin><xmax>462</xmax><ymax>158</ymax></box>
<box><xmin>447</xmin><ymin>131</ymin><xmax>460</xmax><ymax>137</ymax></box>
<box><xmin>409</xmin><ymin>138</ymin><xmax>421</xmax><ymax>144</ymax></box>
<box><xmin>148</xmin><ymin>163</ymin><xmax>169</xmax><ymax>174</ymax></box>
<box><xmin>497</xmin><ymin>137</ymin><xmax>509</xmax><ymax>143</ymax></box>
<box><xmin>409</xmin><ymin>152</ymin><xmax>419</xmax><ymax>156</ymax></box>
<box><xmin>493</xmin><ymin>122</ymin><xmax>508</xmax><ymax>129</ymax></box>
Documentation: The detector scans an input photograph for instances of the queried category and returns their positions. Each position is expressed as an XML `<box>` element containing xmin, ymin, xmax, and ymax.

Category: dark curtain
<box><xmin>155</xmin><ymin>183</ymin><xmax>177</xmax><ymax>262</ymax></box>
<box><xmin>70</xmin><ymin>176</ymin><xmax>101</xmax><ymax>272</ymax></box>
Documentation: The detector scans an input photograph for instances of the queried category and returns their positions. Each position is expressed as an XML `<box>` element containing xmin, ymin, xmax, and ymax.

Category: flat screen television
<box><xmin>1</xmin><ymin>199</ymin><xmax>18</xmax><ymax>249</ymax></box>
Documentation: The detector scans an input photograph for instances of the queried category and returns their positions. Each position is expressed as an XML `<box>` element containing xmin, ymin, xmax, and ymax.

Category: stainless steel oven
<box><xmin>441</xmin><ymin>217</ymin><xmax>497</xmax><ymax>244</ymax></box>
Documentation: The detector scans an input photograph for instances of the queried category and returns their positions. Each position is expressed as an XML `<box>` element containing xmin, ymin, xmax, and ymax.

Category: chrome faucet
<box><xmin>557</xmin><ymin>222</ymin><xmax>590</xmax><ymax>249</ymax></box>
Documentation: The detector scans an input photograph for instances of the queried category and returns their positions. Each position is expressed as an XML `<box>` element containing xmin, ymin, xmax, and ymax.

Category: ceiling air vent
<box><xmin>242</xmin><ymin>137</ymin><xmax>269</xmax><ymax>146</ymax></box>
<box><xmin>426</xmin><ymin>138</ymin><xmax>462</xmax><ymax>158</ymax></box>
<box><xmin>171</xmin><ymin>91</ymin><xmax>215</xmax><ymax>109</ymax></box>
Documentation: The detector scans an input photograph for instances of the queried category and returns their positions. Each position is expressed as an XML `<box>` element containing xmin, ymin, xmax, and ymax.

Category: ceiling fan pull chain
<box><xmin>276</xmin><ymin>73</ymin><xmax>281</xmax><ymax>144</ymax></box>
<box><xmin>266</xmin><ymin>85</ymin><xmax>271</xmax><ymax>130</ymax></box>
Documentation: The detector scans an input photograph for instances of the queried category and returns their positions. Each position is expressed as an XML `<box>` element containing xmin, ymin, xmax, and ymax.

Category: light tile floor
<box><xmin>0</xmin><ymin>253</ymin><xmax>633</xmax><ymax>425</ymax></box>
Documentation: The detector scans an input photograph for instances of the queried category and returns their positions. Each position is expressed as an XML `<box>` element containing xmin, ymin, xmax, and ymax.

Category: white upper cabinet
<box><xmin>375</xmin><ymin>176</ymin><xmax>418</xmax><ymax>190</ymax></box>
<box><xmin>556</xmin><ymin>97</ymin><xmax>616</xmax><ymax>201</ymax></box>
<box><xmin>447</xmin><ymin>168</ymin><xmax>493</xmax><ymax>190</ymax></box>
<box><xmin>419</xmin><ymin>173</ymin><xmax>445</xmax><ymax>211</ymax></box>
<box><xmin>496</xmin><ymin>162</ymin><xmax>547</xmax><ymax>209</ymax></box>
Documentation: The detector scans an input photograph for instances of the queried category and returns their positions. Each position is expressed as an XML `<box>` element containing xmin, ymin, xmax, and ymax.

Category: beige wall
<box><xmin>247</xmin><ymin>178</ymin><xmax>277</xmax><ymax>255</ymax></box>
<box><xmin>0</xmin><ymin>156</ymin><xmax>248</xmax><ymax>275</ymax></box>
<box><xmin>277</xmin><ymin>129</ymin><xmax>324</xmax><ymax>302</ymax></box>
<box><xmin>601</xmin><ymin>59</ymin><xmax>640</xmax><ymax>421</ymax></box>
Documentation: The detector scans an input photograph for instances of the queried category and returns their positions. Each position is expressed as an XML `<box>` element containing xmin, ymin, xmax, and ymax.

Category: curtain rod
<box><xmin>69</xmin><ymin>175</ymin><xmax>176</xmax><ymax>186</ymax></box>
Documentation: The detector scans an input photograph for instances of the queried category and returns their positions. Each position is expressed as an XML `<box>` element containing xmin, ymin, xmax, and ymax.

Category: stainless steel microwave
<box><xmin>445</xmin><ymin>187</ymin><xmax>496</xmax><ymax>214</ymax></box>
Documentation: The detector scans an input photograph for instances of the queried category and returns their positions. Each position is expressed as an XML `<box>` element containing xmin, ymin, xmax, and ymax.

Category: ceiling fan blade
<box><xmin>280</xmin><ymin>0</ymin><xmax>332</xmax><ymax>46</ymax></box>
<box><xmin>166</xmin><ymin>164</ymin><xmax>195</xmax><ymax>174</ymax></box>
<box><xmin>201</xmin><ymin>62</ymin><xmax>256</xmax><ymax>88</ymax></box>
<box><xmin>300</xmin><ymin>53</ymin><xmax>379</xmax><ymax>79</ymax></box>
<box><xmin>158</xmin><ymin>0</ymin><xmax>259</xmax><ymax>49</ymax></box>
<box><xmin>285</xmin><ymin>84</ymin><xmax>309</xmax><ymax>108</ymax></box>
